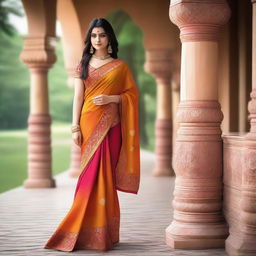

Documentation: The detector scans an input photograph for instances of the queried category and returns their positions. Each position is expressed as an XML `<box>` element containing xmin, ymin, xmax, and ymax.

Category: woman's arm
<box><xmin>72</xmin><ymin>78</ymin><xmax>84</xmax><ymax>146</ymax></box>
<box><xmin>108</xmin><ymin>95</ymin><xmax>121</xmax><ymax>104</ymax></box>
<box><xmin>72</xmin><ymin>78</ymin><xmax>85</xmax><ymax>125</ymax></box>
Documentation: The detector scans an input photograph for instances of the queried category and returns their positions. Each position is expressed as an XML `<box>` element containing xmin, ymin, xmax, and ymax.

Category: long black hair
<box><xmin>79</xmin><ymin>18</ymin><xmax>119</xmax><ymax>80</ymax></box>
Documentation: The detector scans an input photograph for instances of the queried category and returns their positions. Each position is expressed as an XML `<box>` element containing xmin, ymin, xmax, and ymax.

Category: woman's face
<box><xmin>90</xmin><ymin>27</ymin><xmax>109</xmax><ymax>52</ymax></box>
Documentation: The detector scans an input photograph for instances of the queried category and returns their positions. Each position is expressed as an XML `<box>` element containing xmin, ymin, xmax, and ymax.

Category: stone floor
<box><xmin>0</xmin><ymin>150</ymin><xmax>227</xmax><ymax>256</ymax></box>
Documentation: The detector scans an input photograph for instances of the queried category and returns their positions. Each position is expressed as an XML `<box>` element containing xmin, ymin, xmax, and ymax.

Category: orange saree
<box><xmin>44</xmin><ymin>58</ymin><xmax>140</xmax><ymax>252</ymax></box>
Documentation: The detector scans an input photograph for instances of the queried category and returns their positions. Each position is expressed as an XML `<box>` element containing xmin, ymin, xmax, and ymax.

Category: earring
<box><xmin>108</xmin><ymin>44</ymin><xmax>112</xmax><ymax>54</ymax></box>
<box><xmin>90</xmin><ymin>45</ymin><xmax>94</xmax><ymax>54</ymax></box>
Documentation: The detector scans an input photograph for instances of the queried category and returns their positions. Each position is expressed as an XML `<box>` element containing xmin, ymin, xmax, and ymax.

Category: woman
<box><xmin>44</xmin><ymin>18</ymin><xmax>140</xmax><ymax>252</ymax></box>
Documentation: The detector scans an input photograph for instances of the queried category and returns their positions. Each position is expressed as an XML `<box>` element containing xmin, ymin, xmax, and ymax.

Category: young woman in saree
<box><xmin>44</xmin><ymin>18</ymin><xmax>140</xmax><ymax>252</ymax></box>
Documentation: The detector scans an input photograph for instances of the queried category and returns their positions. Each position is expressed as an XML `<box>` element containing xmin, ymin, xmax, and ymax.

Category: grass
<box><xmin>0</xmin><ymin>123</ymin><xmax>71</xmax><ymax>194</ymax></box>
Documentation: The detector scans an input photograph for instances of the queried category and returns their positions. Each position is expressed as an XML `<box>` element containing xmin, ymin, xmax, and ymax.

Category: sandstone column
<box><xmin>249</xmin><ymin>0</ymin><xmax>256</xmax><ymax>135</ymax></box>
<box><xmin>225</xmin><ymin>1</ymin><xmax>256</xmax><ymax>255</ymax></box>
<box><xmin>165</xmin><ymin>0</ymin><xmax>231</xmax><ymax>249</ymax></box>
<box><xmin>171</xmin><ymin>63</ymin><xmax>180</xmax><ymax>148</ymax></box>
<box><xmin>20</xmin><ymin>36</ymin><xmax>56</xmax><ymax>188</ymax></box>
<box><xmin>144</xmin><ymin>49</ymin><xmax>174</xmax><ymax>176</ymax></box>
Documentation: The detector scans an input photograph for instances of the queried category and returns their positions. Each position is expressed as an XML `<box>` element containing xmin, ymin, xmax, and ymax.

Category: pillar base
<box><xmin>165</xmin><ymin>221</ymin><xmax>228</xmax><ymax>249</ymax></box>
<box><xmin>23</xmin><ymin>178</ymin><xmax>56</xmax><ymax>188</ymax></box>
<box><xmin>225</xmin><ymin>236</ymin><xmax>256</xmax><ymax>256</ymax></box>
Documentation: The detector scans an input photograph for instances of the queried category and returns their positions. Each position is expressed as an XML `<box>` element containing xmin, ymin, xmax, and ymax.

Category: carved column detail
<box><xmin>224</xmin><ymin>1</ymin><xmax>256</xmax><ymax>255</ymax></box>
<box><xmin>144</xmin><ymin>49</ymin><xmax>174</xmax><ymax>176</ymax></box>
<box><xmin>248</xmin><ymin>0</ymin><xmax>256</xmax><ymax>133</ymax></box>
<box><xmin>166</xmin><ymin>0</ymin><xmax>231</xmax><ymax>249</ymax></box>
<box><xmin>20</xmin><ymin>36</ymin><xmax>56</xmax><ymax>188</ymax></box>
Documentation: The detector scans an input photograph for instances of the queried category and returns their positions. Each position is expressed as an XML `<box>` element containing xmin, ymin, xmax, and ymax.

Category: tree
<box><xmin>0</xmin><ymin>0</ymin><xmax>23</xmax><ymax>36</ymax></box>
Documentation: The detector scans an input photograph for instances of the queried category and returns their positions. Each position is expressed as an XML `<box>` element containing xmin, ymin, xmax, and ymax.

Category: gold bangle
<box><xmin>71</xmin><ymin>127</ymin><xmax>80</xmax><ymax>131</ymax></box>
<box><xmin>71</xmin><ymin>124</ymin><xmax>80</xmax><ymax>133</ymax></box>
<box><xmin>71</xmin><ymin>129</ymin><xmax>80</xmax><ymax>133</ymax></box>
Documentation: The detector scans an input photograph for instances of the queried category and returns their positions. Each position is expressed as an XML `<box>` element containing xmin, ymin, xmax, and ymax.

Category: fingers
<box><xmin>74</xmin><ymin>138</ymin><xmax>81</xmax><ymax>147</ymax></box>
<box><xmin>73</xmin><ymin>132</ymin><xmax>82</xmax><ymax>147</ymax></box>
<box><xmin>92</xmin><ymin>94</ymin><xmax>106</xmax><ymax>105</ymax></box>
<box><xmin>93</xmin><ymin>94</ymin><xmax>103</xmax><ymax>99</ymax></box>
<box><xmin>74</xmin><ymin>138</ymin><xmax>78</xmax><ymax>146</ymax></box>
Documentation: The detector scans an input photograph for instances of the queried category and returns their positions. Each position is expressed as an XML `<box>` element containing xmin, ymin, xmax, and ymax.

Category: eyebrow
<box><xmin>91</xmin><ymin>32</ymin><xmax>107</xmax><ymax>35</ymax></box>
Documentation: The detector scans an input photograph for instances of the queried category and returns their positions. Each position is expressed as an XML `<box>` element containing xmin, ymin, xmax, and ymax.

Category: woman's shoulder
<box><xmin>115</xmin><ymin>58</ymin><xmax>130</xmax><ymax>70</ymax></box>
<box><xmin>73</xmin><ymin>60</ymin><xmax>82</xmax><ymax>78</ymax></box>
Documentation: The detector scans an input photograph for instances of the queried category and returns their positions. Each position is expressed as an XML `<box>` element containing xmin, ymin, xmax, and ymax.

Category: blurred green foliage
<box><xmin>0</xmin><ymin>0</ymin><xmax>23</xmax><ymax>36</ymax></box>
<box><xmin>0</xmin><ymin>30</ymin><xmax>29</xmax><ymax>129</ymax></box>
<box><xmin>0</xmin><ymin>9</ymin><xmax>156</xmax><ymax>150</ymax></box>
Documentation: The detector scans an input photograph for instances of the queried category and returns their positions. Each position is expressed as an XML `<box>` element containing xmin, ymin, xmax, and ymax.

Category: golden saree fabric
<box><xmin>79</xmin><ymin>58</ymin><xmax>140</xmax><ymax>194</ymax></box>
<box><xmin>44</xmin><ymin>58</ymin><xmax>140</xmax><ymax>252</ymax></box>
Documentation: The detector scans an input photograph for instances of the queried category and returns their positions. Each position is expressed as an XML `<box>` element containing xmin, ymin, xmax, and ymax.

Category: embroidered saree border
<box><xmin>72</xmin><ymin>58</ymin><xmax>124</xmax><ymax>86</ymax></box>
<box><xmin>79</xmin><ymin>103</ymin><xmax>118</xmax><ymax>173</ymax></box>
<box><xmin>76</xmin><ymin>216</ymin><xmax>120</xmax><ymax>251</ymax></box>
<box><xmin>44</xmin><ymin>229</ymin><xmax>78</xmax><ymax>252</ymax></box>
<box><xmin>115</xmin><ymin>144</ymin><xmax>140</xmax><ymax>194</ymax></box>
<box><xmin>44</xmin><ymin>216</ymin><xmax>119</xmax><ymax>252</ymax></box>
<box><xmin>114</xmin><ymin>83</ymin><xmax>140</xmax><ymax>194</ymax></box>
<box><xmin>84</xmin><ymin>59</ymin><xmax>124</xmax><ymax>95</ymax></box>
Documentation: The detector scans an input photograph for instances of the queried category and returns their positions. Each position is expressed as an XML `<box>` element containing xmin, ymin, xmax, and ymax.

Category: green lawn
<box><xmin>0</xmin><ymin>123</ymin><xmax>71</xmax><ymax>193</ymax></box>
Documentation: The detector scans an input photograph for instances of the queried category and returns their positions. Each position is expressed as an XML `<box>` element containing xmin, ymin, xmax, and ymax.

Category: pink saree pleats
<box><xmin>44</xmin><ymin>122</ymin><xmax>122</xmax><ymax>252</ymax></box>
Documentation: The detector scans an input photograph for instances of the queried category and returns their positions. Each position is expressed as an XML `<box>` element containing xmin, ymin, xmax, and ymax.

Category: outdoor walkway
<box><xmin>0</xmin><ymin>150</ymin><xmax>227</xmax><ymax>256</ymax></box>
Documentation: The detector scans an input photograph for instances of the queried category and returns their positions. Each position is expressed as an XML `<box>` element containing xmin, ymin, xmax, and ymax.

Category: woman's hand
<box><xmin>72</xmin><ymin>131</ymin><xmax>82</xmax><ymax>146</ymax></box>
<box><xmin>92</xmin><ymin>94</ymin><xmax>120</xmax><ymax>105</ymax></box>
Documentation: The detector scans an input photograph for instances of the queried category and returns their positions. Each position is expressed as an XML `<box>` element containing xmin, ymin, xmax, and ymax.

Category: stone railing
<box><xmin>223</xmin><ymin>133</ymin><xmax>256</xmax><ymax>256</ymax></box>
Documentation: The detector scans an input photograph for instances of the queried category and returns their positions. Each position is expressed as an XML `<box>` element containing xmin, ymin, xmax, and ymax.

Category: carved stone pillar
<box><xmin>165</xmin><ymin>0</ymin><xmax>231</xmax><ymax>249</ymax></box>
<box><xmin>144</xmin><ymin>49</ymin><xmax>174</xmax><ymax>176</ymax></box>
<box><xmin>224</xmin><ymin>1</ymin><xmax>256</xmax><ymax>255</ymax></box>
<box><xmin>249</xmin><ymin>0</ymin><xmax>256</xmax><ymax>135</ymax></box>
<box><xmin>20</xmin><ymin>36</ymin><xmax>56</xmax><ymax>188</ymax></box>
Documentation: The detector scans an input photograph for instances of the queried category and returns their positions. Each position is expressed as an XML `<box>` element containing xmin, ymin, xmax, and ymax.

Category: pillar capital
<box><xmin>144</xmin><ymin>49</ymin><xmax>173</xmax><ymax>82</ymax></box>
<box><xmin>20</xmin><ymin>36</ymin><xmax>57</xmax><ymax>71</ymax></box>
<box><xmin>169</xmin><ymin>0</ymin><xmax>231</xmax><ymax>42</ymax></box>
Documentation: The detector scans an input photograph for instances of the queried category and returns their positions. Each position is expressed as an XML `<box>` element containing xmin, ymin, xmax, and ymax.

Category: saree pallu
<box><xmin>44</xmin><ymin>58</ymin><xmax>140</xmax><ymax>252</ymax></box>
